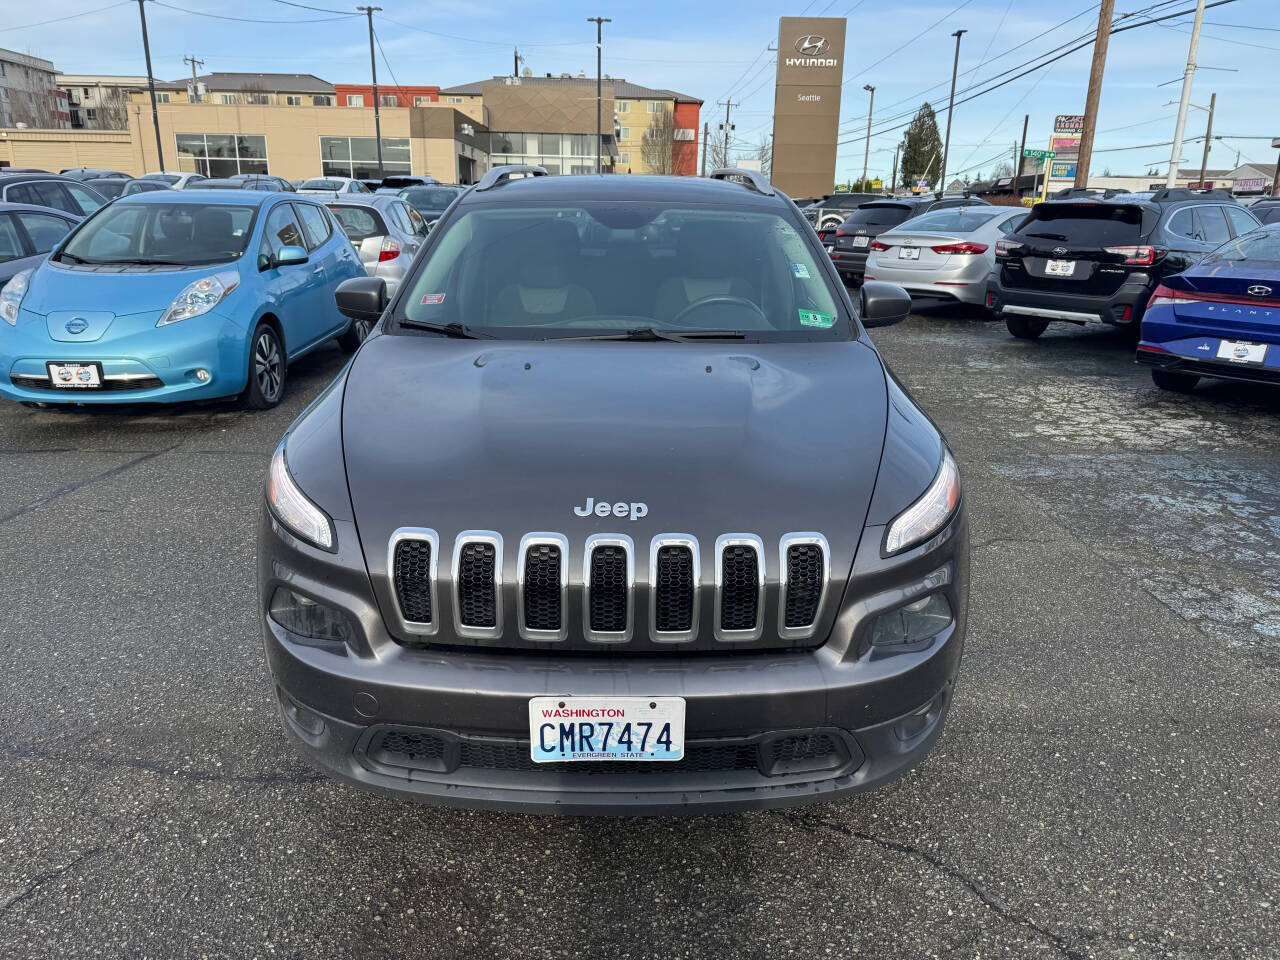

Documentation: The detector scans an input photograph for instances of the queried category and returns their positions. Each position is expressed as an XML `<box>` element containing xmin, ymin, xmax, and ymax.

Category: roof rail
<box><xmin>707</xmin><ymin>167</ymin><xmax>775</xmax><ymax>196</ymax></box>
<box><xmin>1148</xmin><ymin>186</ymin><xmax>1234</xmax><ymax>203</ymax></box>
<box><xmin>1051</xmin><ymin>186</ymin><xmax>1130</xmax><ymax>200</ymax></box>
<box><xmin>474</xmin><ymin>164</ymin><xmax>550</xmax><ymax>192</ymax></box>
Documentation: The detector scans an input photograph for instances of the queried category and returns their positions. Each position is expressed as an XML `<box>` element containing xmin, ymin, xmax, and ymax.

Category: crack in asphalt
<box><xmin>0</xmin><ymin>444</ymin><xmax>180</xmax><ymax>525</ymax></box>
<box><xmin>0</xmin><ymin>846</ymin><xmax>106</xmax><ymax>912</ymax></box>
<box><xmin>778</xmin><ymin>812</ymin><xmax>1088</xmax><ymax>960</ymax></box>
<box><xmin>7</xmin><ymin>745</ymin><xmax>325</xmax><ymax>787</ymax></box>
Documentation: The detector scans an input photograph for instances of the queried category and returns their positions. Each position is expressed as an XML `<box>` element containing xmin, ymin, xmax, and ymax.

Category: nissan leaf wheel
<box><xmin>338</xmin><ymin>316</ymin><xmax>374</xmax><ymax>353</ymax></box>
<box><xmin>244</xmin><ymin>323</ymin><xmax>286</xmax><ymax>409</ymax></box>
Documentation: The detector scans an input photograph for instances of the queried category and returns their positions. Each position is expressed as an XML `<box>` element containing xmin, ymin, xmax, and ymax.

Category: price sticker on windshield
<box><xmin>798</xmin><ymin>309</ymin><xmax>835</xmax><ymax>328</ymax></box>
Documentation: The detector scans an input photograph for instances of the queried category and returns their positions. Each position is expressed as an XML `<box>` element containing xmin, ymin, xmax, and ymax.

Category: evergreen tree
<box><xmin>900</xmin><ymin>103</ymin><xmax>943</xmax><ymax>190</ymax></box>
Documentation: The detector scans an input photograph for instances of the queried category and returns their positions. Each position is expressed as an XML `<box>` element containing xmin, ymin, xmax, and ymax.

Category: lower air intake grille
<box><xmin>589</xmin><ymin>546</ymin><xmax>628</xmax><ymax>633</ymax></box>
<box><xmin>392</xmin><ymin>539</ymin><xmax>433</xmax><ymax>624</ymax></box>
<box><xmin>457</xmin><ymin>542</ymin><xmax>497</xmax><ymax>628</ymax></box>
<box><xmin>720</xmin><ymin>545</ymin><xmax>760</xmax><ymax>632</ymax></box>
<box><xmin>654</xmin><ymin>546</ymin><xmax>694</xmax><ymax>632</ymax></box>
<box><xmin>523</xmin><ymin>544</ymin><xmax>561</xmax><ymax>632</ymax></box>
<box><xmin>784</xmin><ymin>544</ymin><xmax>824</xmax><ymax>628</ymax></box>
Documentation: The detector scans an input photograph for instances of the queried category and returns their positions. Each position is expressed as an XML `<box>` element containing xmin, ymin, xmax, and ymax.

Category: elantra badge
<box><xmin>574</xmin><ymin>497</ymin><xmax>648</xmax><ymax>521</ymax></box>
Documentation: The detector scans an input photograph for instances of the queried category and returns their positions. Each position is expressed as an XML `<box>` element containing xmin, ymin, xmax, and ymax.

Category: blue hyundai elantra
<box><xmin>0</xmin><ymin>190</ymin><xmax>367</xmax><ymax>408</ymax></box>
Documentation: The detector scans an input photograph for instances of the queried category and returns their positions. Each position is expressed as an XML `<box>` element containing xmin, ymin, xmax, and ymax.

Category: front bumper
<box><xmin>986</xmin><ymin>269</ymin><xmax>1153</xmax><ymax>327</ymax></box>
<box><xmin>260</xmin><ymin>503</ymin><xmax>969</xmax><ymax>815</ymax></box>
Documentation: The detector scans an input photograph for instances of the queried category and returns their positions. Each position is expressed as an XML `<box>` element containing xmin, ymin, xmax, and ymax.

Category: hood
<box><xmin>341</xmin><ymin>336</ymin><xmax>891</xmax><ymax>647</ymax></box>
<box><xmin>22</xmin><ymin>261</ymin><xmax>235</xmax><ymax>317</ymax></box>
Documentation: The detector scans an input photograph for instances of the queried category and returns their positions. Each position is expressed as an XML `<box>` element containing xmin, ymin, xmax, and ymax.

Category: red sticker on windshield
<box><xmin>420</xmin><ymin>293</ymin><xmax>445</xmax><ymax>305</ymax></box>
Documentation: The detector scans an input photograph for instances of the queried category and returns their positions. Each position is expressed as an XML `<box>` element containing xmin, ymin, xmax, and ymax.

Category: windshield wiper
<box><xmin>399</xmin><ymin>319</ymin><xmax>490</xmax><ymax>339</ymax></box>
<box><xmin>57</xmin><ymin>252</ymin><xmax>88</xmax><ymax>264</ymax></box>
<box><xmin>549</xmin><ymin>326</ymin><xmax>747</xmax><ymax>343</ymax></box>
<box><xmin>98</xmin><ymin>257</ymin><xmax>194</xmax><ymax>266</ymax></box>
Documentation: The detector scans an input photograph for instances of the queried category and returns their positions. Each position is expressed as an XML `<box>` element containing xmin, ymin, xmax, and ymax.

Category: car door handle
<box><xmin>311</xmin><ymin>265</ymin><xmax>324</xmax><ymax>275</ymax></box>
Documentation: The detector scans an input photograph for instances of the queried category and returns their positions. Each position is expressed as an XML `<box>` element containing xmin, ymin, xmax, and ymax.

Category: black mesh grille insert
<box><xmin>460</xmin><ymin>740</ymin><xmax>759</xmax><ymax>774</ymax></box>
<box><xmin>523</xmin><ymin>544</ymin><xmax>561</xmax><ymax>632</ymax></box>
<box><xmin>654</xmin><ymin>545</ymin><xmax>694</xmax><ymax>633</ymax></box>
<box><xmin>784</xmin><ymin>544</ymin><xmax>824</xmax><ymax>628</ymax></box>
<box><xmin>720</xmin><ymin>545</ymin><xmax>760</xmax><ymax>632</ymax></box>
<box><xmin>457</xmin><ymin>541</ymin><xmax>497</xmax><ymax>628</ymax></box>
<box><xmin>589</xmin><ymin>545</ymin><xmax>628</xmax><ymax>633</ymax></box>
<box><xmin>393</xmin><ymin>539</ymin><xmax>433</xmax><ymax>624</ymax></box>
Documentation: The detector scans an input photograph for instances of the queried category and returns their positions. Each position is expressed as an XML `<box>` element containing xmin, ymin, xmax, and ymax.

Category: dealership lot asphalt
<box><xmin>1</xmin><ymin>313</ymin><xmax>1278</xmax><ymax>960</ymax></box>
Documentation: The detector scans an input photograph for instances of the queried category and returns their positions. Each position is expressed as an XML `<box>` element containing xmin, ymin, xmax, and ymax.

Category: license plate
<box><xmin>47</xmin><ymin>362</ymin><xmax>102</xmax><ymax>389</ymax></box>
<box><xmin>1217</xmin><ymin>339</ymin><xmax>1268</xmax><ymax>364</ymax></box>
<box><xmin>853</xmin><ymin>235</ymin><xmax>870</xmax><ymax>248</ymax></box>
<box><xmin>898</xmin><ymin>247</ymin><xmax>920</xmax><ymax>260</ymax></box>
<box><xmin>1046</xmin><ymin>259</ymin><xmax>1076</xmax><ymax>276</ymax></box>
<box><xmin>823</xmin><ymin>243</ymin><xmax>834</xmax><ymax>253</ymax></box>
<box><xmin>528</xmin><ymin>696</ymin><xmax>685</xmax><ymax>763</ymax></box>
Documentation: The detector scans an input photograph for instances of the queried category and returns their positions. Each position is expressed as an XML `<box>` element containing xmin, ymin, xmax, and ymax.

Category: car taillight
<box><xmin>870</xmin><ymin>240</ymin><xmax>890</xmax><ymax>251</ymax></box>
<box><xmin>834</xmin><ymin>227</ymin><xmax>846</xmax><ymax>237</ymax></box>
<box><xmin>995</xmin><ymin>239</ymin><xmax>1022</xmax><ymax>259</ymax></box>
<box><xmin>378</xmin><ymin>237</ymin><xmax>401</xmax><ymax>262</ymax></box>
<box><xmin>931</xmin><ymin>241</ymin><xmax>988</xmax><ymax>255</ymax></box>
<box><xmin>1104</xmin><ymin>245</ymin><xmax>1159</xmax><ymax>266</ymax></box>
<box><xmin>1147</xmin><ymin>284</ymin><xmax>1195</xmax><ymax>308</ymax></box>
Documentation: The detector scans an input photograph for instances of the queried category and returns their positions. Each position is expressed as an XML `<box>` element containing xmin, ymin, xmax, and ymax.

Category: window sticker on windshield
<box><xmin>798</xmin><ymin>309</ymin><xmax>834</xmax><ymax>328</ymax></box>
<box><xmin>420</xmin><ymin>293</ymin><xmax>445</xmax><ymax>305</ymax></box>
<box><xmin>790</xmin><ymin>262</ymin><xmax>811</xmax><ymax>279</ymax></box>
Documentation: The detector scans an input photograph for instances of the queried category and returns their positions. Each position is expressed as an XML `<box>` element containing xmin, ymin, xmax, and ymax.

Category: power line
<box><xmin>265</xmin><ymin>0</ymin><xmax>356</xmax><ymax>13</ymax></box>
<box><xmin>376</xmin><ymin>14</ymin><xmax>591</xmax><ymax>48</ymax></box>
<box><xmin>1</xmin><ymin>0</ymin><xmax>131</xmax><ymax>32</ymax></box>
<box><xmin>1156</xmin><ymin>20</ymin><xmax>1280</xmax><ymax>51</ymax></box>
<box><xmin>372</xmin><ymin>26</ymin><xmax>403</xmax><ymax>92</ymax></box>
<box><xmin>841</xmin><ymin>0</ymin><xmax>977</xmax><ymax>87</ymax></box>
<box><xmin>151</xmin><ymin>1</ymin><xmax>355</xmax><ymax>24</ymax></box>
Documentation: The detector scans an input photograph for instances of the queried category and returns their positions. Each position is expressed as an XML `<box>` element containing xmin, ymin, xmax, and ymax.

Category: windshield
<box><xmin>896</xmin><ymin>208</ymin><xmax>1003</xmax><ymax>234</ymax></box>
<box><xmin>400</xmin><ymin>203</ymin><xmax>847</xmax><ymax>340</ymax></box>
<box><xmin>59</xmin><ymin>202</ymin><xmax>256</xmax><ymax>265</ymax></box>
<box><xmin>844</xmin><ymin>204</ymin><xmax>913</xmax><ymax>228</ymax></box>
<box><xmin>1203</xmin><ymin>229</ymin><xmax>1280</xmax><ymax>263</ymax></box>
<box><xmin>143</xmin><ymin>174</ymin><xmax>180</xmax><ymax>185</ymax></box>
<box><xmin>1017</xmin><ymin>204</ymin><xmax>1143</xmax><ymax>245</ymax></box>
<box><xmin>401</xmin><ymin>186</ymin><xmax>462</xmax><ymax>214</ymax></box>
<box><xmin>88</xmin><ymin>179</ymin><xmax>127</xmax><ymax>200</ymax></box>
<box><xmin>301</xmin><ymin>178</ymin><xmax>346</xmax><ymax>191</ymax></box>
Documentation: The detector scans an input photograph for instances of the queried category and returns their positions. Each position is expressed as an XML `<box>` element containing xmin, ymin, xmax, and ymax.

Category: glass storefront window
<box><xmin>318</xmin><ymin>136</ymin><xmax>411</xmax><ymax>179</ymax></box>
<box><xmin>176</xmin><ymin>133</ymin><xmax>268</xmax><ymax>177</ymax></box>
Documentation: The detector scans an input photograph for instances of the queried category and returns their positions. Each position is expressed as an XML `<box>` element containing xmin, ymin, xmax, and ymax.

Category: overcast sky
<box><xmin>6</xmin><ymin>0</ymin><xmax>1276</xmax><ymax>181</ymax></box>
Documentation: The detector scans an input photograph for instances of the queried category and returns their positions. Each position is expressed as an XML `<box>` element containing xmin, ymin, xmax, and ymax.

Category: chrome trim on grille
<box><xmin>452</xmin><ymin>530</ymin><xmax>503</xmax><ymax>640</ymax></box>
<box><xmin>648</xmin><ymin>534</ymin><xmax>700</xmax><ymax>644</ymax></box>
<box><xmin>714</xmin><ymin>533</ymin><xmax>765</xmax><ymax>643</ymax></box>
<box><xmin>582</xmin><ymin>533</ymin><xmax>634</xmax><ymax>644</ymax></box>
<box><xmin>777</xmin><ymin>532</ymin><xmax>830</xmax><ymax>641</ymax></box>
<box><xmin>386</xmin><ymin>527</ymin><xmax>439</xmax><ymax>637</ymax></box>
<box><xmin>11</xmin><ymin>373</ymin><xmax>50</xmax><ymax>383</ymax></box>
<box><xmin>517</xmin><ymin>532</ymin><xmax>568</xmax><ymax>642</ymax></box>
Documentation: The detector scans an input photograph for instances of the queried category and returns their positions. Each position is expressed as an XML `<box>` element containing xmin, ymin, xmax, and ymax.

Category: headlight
<box><xmin>884</xmin><ymin>450</ymin><xmax>960</xmax><ymax>555</ymax></box>
<box><xmin>1</xmin><ymin>268</ymin><xmax>32</xmax><ymax>326</ymax></box>
<box><xmin>157</xmin><ymin>269</ymin><xmax>240</xmax><ymax>326</ymax></box>
<box><xmin>267</xmin><ymin>444</ymin><xmax>335</xmax><ymax>551</ymax></box>
<box><xmin>269</xmin><ymin>587</ymin><xmax>350</xmax><ymax>643</ymax></box>
<box><xmin>870</xmin><ymin>592</ymin><xmax>953</xmax><ymax>646</ymax></box>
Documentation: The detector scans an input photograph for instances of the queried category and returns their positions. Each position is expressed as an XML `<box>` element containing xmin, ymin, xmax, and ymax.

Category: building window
<box><xmin>414</xmin><ymin>96</ymin><xmax>433</xmax><ymax>107</ymax></box>
<box><xmin>219</xmin><ymin>93</ymin><xmax>239</xmax><ymax>105</ymax></box>
<box><xmin>619</xmin><ymin>127</ymin><xmax>630</xmax><ymax>141</ymax></box>
<box><xmin>245</xmin><ymin>93</ymin><xmax>270</xmax><ymax>105</ymax></box>
<box><xmin>346</xmin><ymin>94</ymin><xmax>364</xmax><ymax>107</ymax></box>
<box><xmin>319</xmin><ymin>135</ymin><xmax>411</xmax><ymax>179</ymax></box>
<box><xmin>313</xmin><ymin>95</ymin><xmax>333</xmax><ymax>106</ymax></box>
<box><xmin>155</xmin><ymin>92</ymin><xmax>171</xmax><ymax>103</ymax></box>
<box><xmin>618</xmin><ymin>151</ymin><xmax>631</xmax><ymax>164</ymax></box>
<box><xmin>175</xmin><ymin>132</ymin><xmax>269</xmax><ymax>177</ymax></box>
<box><xmin>446</xmin><ymin>96</ymin><xmax>464</xmax><ymax>104</ymax></box>
<box><xmin>82</xmin><ymin>86</ymin><xmax>89</xmax><ymax>96</ymax></box>
<box><xmin>86</xmin><ymin>108</ymin><xmax>97</xmax><ymax>122</ymax></box>
<box><xmin>616</xmin><ymin>101</ymin><xmax>630</xmax><ymax>114</ymax></box>
<box><xmin>286</xmin><ymin>95</ymin><xmax>302</xmax><ymax>106</ymax></box>
<box><xmin>646</xmin><ymin>100</ymin><xmax>663</xmax><ymax>113</ymax></box>
<box><xmin>380</xmin><ymin>94</ymin><xmax>397</xmax><ymax>107</ymax></box>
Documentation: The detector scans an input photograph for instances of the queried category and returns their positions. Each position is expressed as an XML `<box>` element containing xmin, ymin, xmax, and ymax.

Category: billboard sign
<box><xmin>1233</xmin><ymin>178</ymin><xmax>1265</xmax><ymax>193</ymax></box>
<box><xmin>1049</xmin><ymin>160</ymin><xmax>1077</xmax><ymax>180</ymax></box>
<box><xmin>1054</xmin><ymin>114</ymin><xmax>1085</xmax><ymax>135</ymax></box>
<box><xmin>1050</xmin><ymin>135</ymin><xmax>1079</xmax><ymax>153</ymax></box>
<box><xmin>771</xmin><ymin>16</ymin><xmax>847</xmax><ymax>199</ymax></box>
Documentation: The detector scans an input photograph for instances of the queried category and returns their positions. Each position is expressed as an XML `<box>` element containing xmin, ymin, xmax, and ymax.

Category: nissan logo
<box><xmin>65</xmin><ymin>317</ymin><xmax>89</xmax><ymax>334</ymax></box>
<box><xmin>1052</xmin><ymin>246</ymin><xmax>1068</xmax><ymax>256</ymax></box>
<box><xmin>1247</xmin><ymin>284</ymin><xmax>1272</xmax><ymax>297</ymax></box>
<box><xmin>794</xmin><ymin>35</ymin><xmax>829</xmax><ymax>56</ymax></box>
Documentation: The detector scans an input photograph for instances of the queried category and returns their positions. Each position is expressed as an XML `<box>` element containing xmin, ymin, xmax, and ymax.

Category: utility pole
<box><xmin>891</xmin><ymin>142</ymin><xmax>900</xmax><ymax>194</ymax></box>
<box><xmin>513</xmin><ymin>48</ymin><xmax>521</xmax><ymax>78</ymax></box>
<box><xmin>939</xmin><ymin>29</ymin><xmax>967</xmax><ymax>194</ymax></box>
<box><xmin>700</xmin><ymin>121</ymin><xmax>709</xmax><ymax>176</ymax></box>
<box><xmin>357</xmin><ymin>6</ymin><xmax>384</xmax><ymax>178</ymax></box>
<box><xmin>1074</xmin><ymin>0</ymin><xmax>1116</xmax><ymax>188</ymax></box>
<box><xmin>1196</xmin><ymin>91</ymin><xmax>1216</xmax><ymax>188</ymax></box>
<box><xmin>716</xmin><ymin>99</ymin><xmax>737</xmax><ymax>168</ymax></box>
<box><xmin>587</xmin><ymin>17</ymin><xmax>610</xmax><ymax>174</ymax></box>
<box><xmin>860</xmin><ymin>84</ymin><xmax>875</xmax><ymax>189</ymax></box>
<box><xmin>1166</xmin><ymin>0</ymin><xmax>1206</xmax><ymax>188</ymax></box>
<box><xmin>136</xmin><ymin>0</ymin><xmax>164</xmax><ymax>172</ymax></box>
<box><xmin>1017</xmin><ymin>113</ymin><xmax>1028</xmax><ymax>186</ymax></box>
<box><xmin>183</xmin><ymin>55</ymin><xmax>204</xmax><ymax>104</ymax></box>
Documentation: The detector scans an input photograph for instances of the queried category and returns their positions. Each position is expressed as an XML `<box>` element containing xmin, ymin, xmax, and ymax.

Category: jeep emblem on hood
<box><xmin>574</xmin><ymin>497</ymin><xmax>648</xmax><ymax>521</ymax></box>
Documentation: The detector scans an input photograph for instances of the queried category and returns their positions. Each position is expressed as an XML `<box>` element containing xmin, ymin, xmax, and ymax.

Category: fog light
<box><xmin>870</xmin><ymin>592</ymin><xmax>953</xmax><ymax>646</ymax></box>
<box><xmin>269</xmin><ymin>587</ymin><xmax>351</xmax><ymax>643</ymax></box>
<box><xmin>195</xmin><ymin>368</ymin><xmax>211</xmax><ymax>382</ymax></box>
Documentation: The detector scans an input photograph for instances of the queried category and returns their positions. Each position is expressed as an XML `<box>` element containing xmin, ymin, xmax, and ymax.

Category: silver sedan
<box><xmin>864</xmin><ymin>206</ymin><xmax>1027</xmax><ymax>306</ymax></box>
<box><xmin>324</xmin><ymin>194</ymin><xmax>429</xmax><ymax>298</ymax></box>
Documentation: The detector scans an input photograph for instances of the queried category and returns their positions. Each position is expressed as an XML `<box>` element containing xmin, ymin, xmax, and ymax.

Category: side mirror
<box><xmin>275</xmin><ymin>244</ymin><xmax>308</xmax><ymax>267</ymax></box>
<box><xmin>859</xmin><ymin>280</ymin><xmax>912</xmax><ymax>328</ymax></box>
<box><xmin>335</xmin><ymin>276</ymin><xmax>387</xmax><ymax>321</ymax></box>
<box><xmin>425</xmin><ymin>218</ymin><xmax>438</xmax><ymax>234</ymax></box>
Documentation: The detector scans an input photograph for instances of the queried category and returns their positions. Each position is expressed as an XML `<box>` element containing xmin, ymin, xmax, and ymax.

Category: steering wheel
<box><xmin>670</xmin><ymin>296</ymin><xmax>767</xmax><ymax>328</ymax></box>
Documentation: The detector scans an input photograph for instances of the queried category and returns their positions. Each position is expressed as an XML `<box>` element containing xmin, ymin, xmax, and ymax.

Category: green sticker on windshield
<box><xmin>798</xmin><ymin>309</ymin><xmax>835</xmax><ymax>328</ymax></box>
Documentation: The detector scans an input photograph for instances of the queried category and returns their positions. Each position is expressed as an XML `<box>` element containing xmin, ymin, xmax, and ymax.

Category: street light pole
<box><xmin>939</xmin><ymin>29</ymin><xmax>966</xmax><ymax>193</ymax></box>
<box><xmin>136</xmin><ymin>0</ymin><xmax>165</xmax><ymax>171</ymax></box>
<box><xmin>860</xmin><ymin>84</ymin><xmax>875</xmax><ymax>189</ymax></box>
<box><xmin>1196</xmin><ymin>92</ymin><xmax>1216</xmax><ymax>188</ymax></box>
<box><xmin>358</xmin><ymin>5</ymin><xmax>384</xmax><ymax>179</ymax></box>
<box><xmin>587</xmin><ymin>17</ymin><xmax>611</xmax><ymax>174</ymax></box>
<box><xmin>1166</xmin><ymin>0</ymin><xmax>1206</xmax><ymax>188</ymax></box>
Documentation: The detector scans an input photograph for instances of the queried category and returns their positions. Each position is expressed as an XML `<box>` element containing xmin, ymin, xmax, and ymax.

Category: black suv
<box><xmin>987</xmin><ymin>188</ymin><xmax>1261</xmax><ymax>339</ymax></box>
<box><xmin>803</xmin><ymin>192</ymin><xmax>882</xmax><ymax>233</ymax></box>
<box><xmin>828</xmin><ymin>195</ymin><xmax>990</xmax><ymax>285</ymax></box>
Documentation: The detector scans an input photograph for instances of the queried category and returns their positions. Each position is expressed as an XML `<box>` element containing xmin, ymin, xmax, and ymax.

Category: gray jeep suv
<box><xmin>259</xmin><ymin>166</ymin><xmax>970</xmax><ymax>814</ymax></box>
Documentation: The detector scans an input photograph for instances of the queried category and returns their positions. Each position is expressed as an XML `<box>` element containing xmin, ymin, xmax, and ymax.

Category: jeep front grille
<box><xmin>779</xmin><ymin>534</ymin><xmax>830</xmax><ymax>640</ymax></box>
<box><xmin>517</xmin><ymin>533</ymin><xmax>568</xmax><ymax>641</ymax></box>
<box><xmin>584</xmin><ymin>535</ymin><xmax>633</xmax><ymax>642</ymax></box>
<box><xmin>452</xmin><ymin>532</ymin><xmax>502</xmax><ymax>638</ymax></box>
<box><xmin>651</xmin><ymin>537</ymin><xmax>698</xmax><ymax>642</ymax></box>
<box><xmin>388</xmin><ymin>528</ymin><xmax>439</xmax><ymax>636</ymax></box>
<box><xmin>715</xmin><ymin>535</ymin><xmax>765</xmax><ymax>641</ymax></box>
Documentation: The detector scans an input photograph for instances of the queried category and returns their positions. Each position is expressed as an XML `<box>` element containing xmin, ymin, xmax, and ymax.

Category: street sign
<box><xmin>1023</xmin><ymin>148</ymin><xmax>1056</xmax><ymax>159</ymax></box>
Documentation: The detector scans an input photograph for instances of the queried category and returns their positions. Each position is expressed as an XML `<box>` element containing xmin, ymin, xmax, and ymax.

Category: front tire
<box><xmin>1005</xmin><ymin>315</ymin><xmax>1049</xmax><ymax>339</ymax></box>
<box><xmin>243</xmin><ymin>323</ymin><xmax>286</xmax><ymax>409</ymax></box>
<box><xmin>1151</xmin><ymin>368</ymin><xmax>1199</xmax><ymax>393</ymax></box>
<box><xmin>337</xmin><ymin>316</ymin><xmax>374</xmax><ymax>353</ymax></box>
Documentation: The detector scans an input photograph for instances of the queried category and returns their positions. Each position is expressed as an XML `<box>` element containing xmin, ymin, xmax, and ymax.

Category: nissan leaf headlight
<box><xmin>884</xmin><ymin>450</ymin><xmax>960</xmax><ymax>555</ymax></box>
<box><xmin>1</xmin><ymin>269</ymin><xmax>32</xmax><ymax>326</ymax></box>
<box><xmin>157</xmin><ymin>270</ymin><xmax>240</xmax><ymax>327</ymax></box>
<box><xmin>266</xmin><ymin>444</ymin><xmax>335</xmax><ymax>551</ymax></box>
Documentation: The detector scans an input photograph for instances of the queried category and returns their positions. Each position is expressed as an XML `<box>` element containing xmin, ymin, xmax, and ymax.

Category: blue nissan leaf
<box><xmin>0</xmin><ymin>190</ymin><xmax>367</xmax><ymax>408</ymax></box>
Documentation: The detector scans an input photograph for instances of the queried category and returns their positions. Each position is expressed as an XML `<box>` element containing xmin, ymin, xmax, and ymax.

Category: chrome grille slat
<box><xmin>387</xmin><ymin>528</ymin><xmax>439</xmax><ymax>637</ymax></box>
<box><xmin>649</xmin><ymin>535</ymin><xmax>699</xmax><ymax>643</ymax></box>
<box><xmin>714</xmin><ymin>534</ymin><xmax>765</xmax><ymax>643</ymax></box>
<box><xmin>582</xmin><ymin>534</ymin><xmax>634</xmax><ymax>643</ymax></box>
<box><xmin>517</xmin><ymin>533</ymin><xmax>568</xmax><ymax>642</ymax></box>
<box><xmin>778</xmin><ymin>533</ymin><xmax>830</xmax><ymax>641</ymax></box>
<box><xmin>452</xmin><ymin>531</ymin><xmax>503</xmax><ymax>639</ymax></box>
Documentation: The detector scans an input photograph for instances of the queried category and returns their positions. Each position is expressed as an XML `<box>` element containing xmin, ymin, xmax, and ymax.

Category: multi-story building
<box><xmin>0</xmin><ymin>49</ymin><xmax>68</xmax><ymax>129</ymax></box>
<box><xmin>332</xmin><ymin>84</ymin><xmax>440</xmax><ymax>109</ymax></box>
<box><xmin>134</xmin><ymin>72</ymin><xmax>338</xmax><ymax>107</ymax></box>
<box><xmin>438</xmin><ymin>74</ymin><xmax>701</xmax><ymax>175</ymax></box>
<box><xmin>59</xmin><ymin>74</ymin><xmax>147</xmax><ymax>130</ymax></box>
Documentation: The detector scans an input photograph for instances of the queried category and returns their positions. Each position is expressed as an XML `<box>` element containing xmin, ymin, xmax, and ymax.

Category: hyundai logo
<box><xmin>1247</xmin><ymin>284</ymin><xmax>1272</xmax><ymax>297</ymax></box>
<box><xmin>65</xmin><ymin>317</ymin><xmax>89</xmax><ymax>334</ymax></box>
<box><xmin>794</xmin><ymin>35</ymin><xmax>829</xmax><ymax>56</ymax></box>
<box><xmin>1052</xmin><ymin>246</ymin><xmax>1068</xmax><ymax>256</ymax></box>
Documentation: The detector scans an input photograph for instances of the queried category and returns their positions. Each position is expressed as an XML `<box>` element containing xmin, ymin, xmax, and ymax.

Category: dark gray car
<box><xmin>0</xmin><ymin>202</ymin><xmax>81</xmax><ymax>286</ymax></box>
<box><xmin>258</xmin><ymin>167</ymin><xmax>969</xmax><ymax>814</ymax></box>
